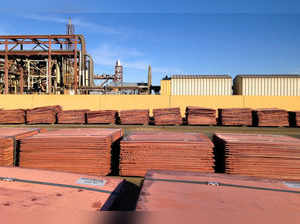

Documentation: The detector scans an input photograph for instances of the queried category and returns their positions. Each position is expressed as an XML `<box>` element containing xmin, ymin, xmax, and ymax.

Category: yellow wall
<box><xmin>160</xmin><ymin>80</ymin><xmax>171</xmax><ymax>96</ymax></box>
<box><xmin>243</xmin><ymin>96</ymin><xmax>300</xmax><ymax>111</ymax></box>
<box><xmin>0</xmin><ymin>95</ymin><xmax>300</xmax><ymax>116</ymax></box>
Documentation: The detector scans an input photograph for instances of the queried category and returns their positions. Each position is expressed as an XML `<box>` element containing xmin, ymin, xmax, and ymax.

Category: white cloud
<box><xmin>23</xmin><ymin>14</ymin><xmax>120</xmax><ymax>35</ymax></box>
<box><xmin>90</xmin><ymin>43</ymin><xmax>181</xmax><ymax>74</ymax></box>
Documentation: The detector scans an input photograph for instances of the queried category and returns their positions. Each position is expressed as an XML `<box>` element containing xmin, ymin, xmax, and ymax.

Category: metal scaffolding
<box><xmin>0</xmin><ymin>34</ymin><xmax>94</xmax><ymax>94</ymax></box>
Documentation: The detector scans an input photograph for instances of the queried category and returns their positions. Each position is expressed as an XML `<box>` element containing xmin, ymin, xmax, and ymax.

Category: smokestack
<box><xmin>66</xmin><ymin>17</ymin><xmax>75</xmax><ymax>50</ymax></box>
<box><xmin>114</xmin><ymin>59</ymin><xmax>123</xmax><ymax>83</ymax></box>
<box><xmin>148</xmin><ymin>65</ymin><xmax>152</xmax><ymax>94</ymax></box>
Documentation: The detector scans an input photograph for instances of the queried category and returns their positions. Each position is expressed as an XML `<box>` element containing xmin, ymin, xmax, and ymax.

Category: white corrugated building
<box><xmin>234</xmin><ymin>74</ymin><xmax>300</xmax><ymax>96</ymax></box>
<box><xmin>170</xmin><ymin>75</ymin><xmax>232</xmax><ymax>96</ymax></box>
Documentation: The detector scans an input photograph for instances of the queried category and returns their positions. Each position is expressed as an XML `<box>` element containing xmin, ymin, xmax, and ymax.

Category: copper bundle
<box><xmin>254</xmin><ymin>108</ymin><xmax>289</xmax><ymax>127</ymax></box>
<box><xmin>57</xmin><ymin>110</ymin><xmax>89</xmax><ymax>124</ymax></box>
<box><xmin>296</xmin><ymin>111</ymin><xmax>300</xmax><ymax>127</ymax></box>
<box><xmin>120</xmin><ymin>131</ymin><xmax>214</xmax><ymax>177</ymax></box>
<box><xmin>137</xmin><ymin>170</ymin><xmax>300</xmax><ymax>222</ymax></box>
<box><xmin>0</xmin><ymin>167</ymin><xmax>126</xmax><ymax>220</ymax></box>
<box><xmin>0</xmin><ymin>109</ymin><xmax>26</xmax><ymax>124</ymax></box>
<box><xmin>119</xmin><ymin>109</ymin><xmax>149</xmax><ymax>125</ymax></box>
<box><xmin>19</xmin><ymin>128</ymin><xmax>123</xmax><ymax>176</ymax></box>
<box><xmin>0</xmin><ymin>138</ymin><xmax>14</xmax><ymax>166</ymax></box>
<box><xmin>218</xmin><ymin>108</ymin><xmax>252</xmax><ymax>126</ymax></box>
<box><xmin>26</xmin><ymin>105</ymin><xmax>62</xmax><ymax>124</ymax></box>
<box><xmin>87</xmin><ymin>110</ymin><xmax>117</xmax><ymax>124</ymax></box>
<box><xmin>213</xmin><ymin>133</ymin><xmax>300</xmax><ymax>180</ymax></box>
<box><xmin>0</xmin><ymin>128</ymin><xmax>44</xmax><ymax>166</ymax></box>
<box><xmin>153</xmin><ymin>107</ymin><xmax>182</xmax><ymax>125</ymax></box>
<box><xmin>185</xmin><ymin>106</ymin><xmax>216</xmax><ymax>125</ymax></box>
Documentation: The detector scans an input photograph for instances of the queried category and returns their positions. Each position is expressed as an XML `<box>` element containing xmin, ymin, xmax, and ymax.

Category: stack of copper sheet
<box><xmin>0</xmin><ymin>109</ymin><xmax>25</xmax><ymax>124</ymax></box>
<box><xmin>254</xmin><ymin>108</ymin><xmax>289</xmax><ymax>127</ymax></box>
<box><xmin>153</xmin><ymin>108</ymin><xmax>182</xmax><ymax>125</ymax></box>
<box><xmin>119</xmin><ymin>109</ymin><xmax>149</xmax><ymax>125</ymax></box>
<box><xmin>87</xmin><ymin>110</ymin><xmax>117</xmax><ymax>124</ymax></box>
<box><xmin>218</xmin><ymin>108</ymin><xmax>252</xmax><ymax>126</ymax></box>
<box><xmin>57</xmin><ymin>110</ymin><xmax>89</xmax><ymax>124</ymax></box>
<box><xmin>0</xmin><ymin>128</ymin><xmax>44</xmax><ymax>167</ymax></box>
<box><xmin>0</xmin><ymin>167</ymin><xmax>126</xmax><ymax>222</ymax></box>
<box><xmin>0</xmin><ymin>128</ymin><xmax>45</xmax><ymax>140</ymax></box>
<box><xmin>296</xmin><ymin>111</ymin><xmax>300</xmax><ymax>127</ymax></box>
<box><xmin>213</xmin><ymin>133</ymin><xmax>300</xmax><ymax>180</ymax></box>
<box><xmin>0</xmin><ymin>138</ymin><xmax>14</xmax><ymax>166</ymax></box>
<box><xmin>120</xmin><ymin>131</ymin><xmax>214</xmax><ymax>177</ymax></box>
<box><xmin>186</xmin><ymin>107</ymin><xmax>216</xmax><ymax>125</ymax></box>
<box><xmin>136</xmin><ymin>170</ymin><xmax>300</xmax><ymax>223</ymax></box>
<box><xmin>26</xmin><ymin>105</ymin><xmax>62</xmax><ymax>124</ymax></box>
<box><xmin>19</xmin><ymin>128</ymin><xmax>123</xmax><ymax>176</ymax></box>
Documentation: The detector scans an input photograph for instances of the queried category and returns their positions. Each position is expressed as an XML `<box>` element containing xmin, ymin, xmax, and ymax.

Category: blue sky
<box><xmin>1</xmin><ymin>0</ymin><xmax>300</xmax><ymax>84</ymax></box>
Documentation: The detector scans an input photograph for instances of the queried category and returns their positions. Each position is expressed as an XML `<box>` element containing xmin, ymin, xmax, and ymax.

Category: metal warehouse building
<box><xmin>234</xmin><ymin>74</ymin><xmax>300</xmax><ymax>96</ymax></box>
<box><xmin>169</xmin><ymin>75</ymin><xmax>232</xmax><ymax>96</ymax></box>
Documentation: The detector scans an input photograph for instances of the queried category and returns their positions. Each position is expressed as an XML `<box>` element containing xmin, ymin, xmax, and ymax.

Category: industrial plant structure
<box><xmin>0</xmin><ymin>34</ymin><xmax>94</xmax><ymax>94</ymax></box>
<box><xmin>1</xmin><ymin>20</ymin><xmax>300</xmax><ymax>96</ymax></box>
<box><xmin>0</xmin><ymin>19</ymin><xmax>153</xmax><ymax>95</ymax></box>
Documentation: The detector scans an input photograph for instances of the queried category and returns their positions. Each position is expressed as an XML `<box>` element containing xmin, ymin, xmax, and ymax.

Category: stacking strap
<box><xmin>0</xmin><ymin>176</ymin><xmax>116</xmax><ymax>194</ymax></box>
<box><xmin>145</xmin><ymin>177</ymin><xmax>300</xmax><ymax>194</ymax></box>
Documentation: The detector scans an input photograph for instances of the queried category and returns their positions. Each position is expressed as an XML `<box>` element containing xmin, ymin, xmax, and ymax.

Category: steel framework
<box><xmin>0</xmin><ymin>34</ymin><xmax>94</xmax><ymax>94</ymax></box>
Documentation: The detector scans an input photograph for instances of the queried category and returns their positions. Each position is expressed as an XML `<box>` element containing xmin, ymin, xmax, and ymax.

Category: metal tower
<box><xmin>66</xmin><ymin>17</ymin><xmax>75</xmax><ymax>50</ymax></box>
<box><xmin>114</xmin><ymin>59</ymin><xmax>123</xmax><ymax>83</ymax></box>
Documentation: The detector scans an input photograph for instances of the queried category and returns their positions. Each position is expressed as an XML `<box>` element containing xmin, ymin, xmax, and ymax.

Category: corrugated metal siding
<box><xmin>171</xmin><ymin>77</ymin><xmax>232</xmax><ymax>96</ymax></box>
<box><xmin>235</xmin><ymin>77</ymin><xmax>300</xmax><ymax>96</ymax></box>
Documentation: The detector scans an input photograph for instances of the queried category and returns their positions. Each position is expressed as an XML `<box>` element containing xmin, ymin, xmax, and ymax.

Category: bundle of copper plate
<box><xmin>0</xmin><ymin>128</ymin><xmax>44</xmax><ymax>167</ymax></box>
<box><xmin>254</xmin><ymin>108</ymin><xmax>289</xmax><ymax>127</ymax></box>
<box><xmin>26</xmin><ymin>105</ymin><xmax>62</xmax><ymax>124</ymax></box>
<box><xmin>0</xmin><ymin>128</ymin><xmax>45</xmax><ymax>140</ymax></box>
<box><xmin>153</xmin><ymin>107</ymin><xmax>182</xmax><ymax>125</ymax></box>
<box><xmin>213</xmin><ymin>132</ymin><xmax>300</xmax><ymax>180</ymax></box>
<box><xmin>0</xmin><ymin>138</ymin><xmax>14</xmax><ymax>166</ymax></box>
<box><xmin>0</xmin><ymin>109</ymin><xmax>26</xmax><ymax>124</ymax></box>
<box><xmin>120</xmin><ymin>131</ymin><xmax>214</xmax><ymax>177</ymax></box>
<box><xmin>185</xmin><ymin>106</ymin><xmax>216</xmax><ymax>125</ymax></box>
<box><xmin>119</xmin><ymin>109</ymin><xmax>149</xmax><ymax>125</ymax></box>
<box><xmin>57</xmin><ymin>110</ymin><xmax>89</xmax><ymax>124</ymax></box>
<box><xmin>296</xmin><ymin>111</ymin><xmax>300</xmax><ymax>127</ymax></box>
<box><xmin>0</xmin><ymin>167</ymin><xmax>126</xmax><ymax>223</ymax></box>
<box><xmin>19</xmin><ymin>128</ymin><xmax>123</xmax><ymax>176</ymax></box>
<box><xmin>136</xmin><ymin>170</ymin><xmax>300</xmax><ymax>223</ymax></box>
<box><xmin>87</xmin><ymin>110</ymin><xmax>117</xmax><ymax>124</ymax></box>
<box><xmin>218</xmin><ymin>108</ymin><xmax>252</xmax><ymax>126</ymax></box>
